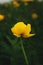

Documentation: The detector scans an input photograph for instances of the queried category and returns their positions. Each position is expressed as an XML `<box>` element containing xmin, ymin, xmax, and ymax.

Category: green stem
<box><xmin>20</xmin><ymin>39</ymin><xmax>29</xmax><ymax>65</ymax></box>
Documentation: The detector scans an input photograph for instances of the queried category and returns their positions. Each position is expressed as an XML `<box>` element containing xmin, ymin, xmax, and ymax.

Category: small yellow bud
<box><xmin>22</xmin><ymin>0</ymin><xmax>33</xmax><ymax>2</ymax></box>
<box><xmin>0</xmin><ymin>14</ymin><xmax>4</xmax><ymax>21</ymax></box>
<box><xmin>13</xmin><ymin>1</ymin><xmax>20</xmax><ymax>7</ymax></box>
<box><xmin>32</xmin><ymin>13</ymin><xmax>38</xmax><ymax>19</ymax></box>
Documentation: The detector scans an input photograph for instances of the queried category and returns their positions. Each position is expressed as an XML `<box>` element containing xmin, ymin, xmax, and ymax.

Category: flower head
<box><xmin>13</xmin><ymin>1</ymin><xmax>20</xmax><ymax>7</ymax></box>
<box><xmin>0</xmin><ymin>14</ymin><xmax>4</xmax><ymax>21</ymax></box>
<box><xmin>22</xmin><ymin>0</ymin><xmax>33</xmax><ymax>2</ymax></box>
<box><xmin>32</xmin><ymin>13</ymin><xmax>38</xmax><ymax>19</ymax></box>
<box><xmin>11</xmin><ymin>22</ymin><xmax>35</xmax><ymax>38</ymax></box>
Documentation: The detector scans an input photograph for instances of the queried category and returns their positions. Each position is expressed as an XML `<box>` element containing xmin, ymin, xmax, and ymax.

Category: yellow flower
<box><xmin>32</xmin><ymin>13</ymin><xmax>38</xmax><ymax>19</ymax></box>
<box><xmin>22</xmin><ymin>0</ymin><xmax>28</xmax><ymax>2</ymax></box>
<box><xmin>22</xmin><ymin>0</ymin><xmax>33</xmax><ymax>2</ymax></box>
<box><xmin>11</xmin><ymin>22</ymin><xmax>35</xmax><ymax>38</ymax></box>
<box><xmin>13</xmin><ymin>1</ymin><xmax>20</xmax><ymax>7</ymax></box>
<box><xmin>0</xmin><ymin>14</ymin><xmax>4</xmax><ymax>21</ymax></box>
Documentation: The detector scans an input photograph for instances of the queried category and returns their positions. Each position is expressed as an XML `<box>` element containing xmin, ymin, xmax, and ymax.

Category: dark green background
<box><xmin>0</xmin><ymin>1</ymin><xmax>43</xmax><ymax>65</ymax></box>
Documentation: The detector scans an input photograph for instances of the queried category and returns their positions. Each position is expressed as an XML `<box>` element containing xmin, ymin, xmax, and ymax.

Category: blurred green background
<box><xmin>0</xmin><ymin>1</ymin><xmax>43</xmax><ymax>65</ymax></box>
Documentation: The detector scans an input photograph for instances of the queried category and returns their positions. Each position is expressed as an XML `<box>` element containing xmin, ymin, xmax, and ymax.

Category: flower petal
<box><xmin>23</xmin><ymin>24</ymin><xmax>31</xmax><ymax>36</ymax></box>
<box><xmin>26</xmin><ymin>24</ymin><xmax>31</xmax><ymax>33</ymax></box>
<box><xmin>23</xmin><ymin>34</ymin><xmax>35</xmax><ymax>38</ymax></box>
<box><xmin>11</xmin><ymin>22</ymin><xmax>26</xmax><ymax>37</ymax></box>
<box><xmin>13</xmin><ymin>33</ymin><xmax>21</xmax><ymax>37</ymax></box>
